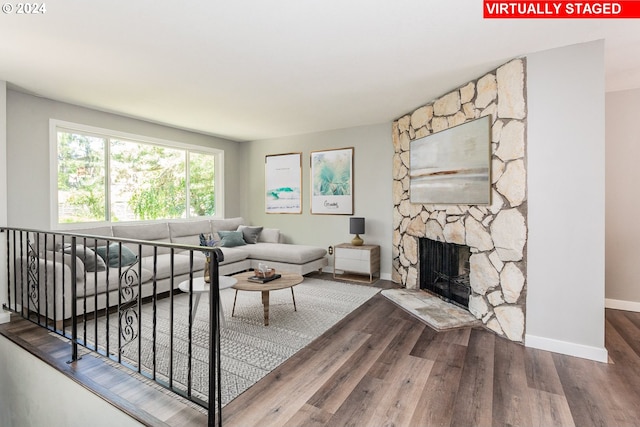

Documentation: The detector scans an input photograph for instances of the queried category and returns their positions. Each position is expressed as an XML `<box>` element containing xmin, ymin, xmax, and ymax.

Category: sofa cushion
<box><xmin>112</xmin><ymin>223</ymin><xmax>171</xmax><ymax>256</ymax></box>
<box><xmin>47</xmin><ymin>226</ymin><xmax>114</xmax><ymax>251</ymax></box>
<box><xmin>217</xmin><ymin>247</ymin><xmax>250</xmax><ymax>265</ymax></box>
<box><xmin>78</xmin><ymin>265</ymin><xmax>154</xmax><ymax>297</ymax></box>
<box><xmin>63</xmin><ymin>244</ymin><xmax>106</xmax><ymax>272</ymax></box>
<box><xmin>211</xmin><ymin>217</ymin><xmax>245</xmax><ymax>234</ymax></box>
<box><xmin>258</xmin><ymin>228</ymin><xmax>281</xmax><ymax>243</ymax></box>
<box><xmin>218</xmin><ymin>230</ymin><xmax>246</xmax><ymax>247</ymax></box>
<box><xmin>168</xmin><ymin>220</ymin><xmax>214</xmax><ymax>249</ymax></box>
<box><xmin>141</xmin><ymin>253</ymin><xmax>203</xmax><ymax>279</ymax></box>
<box><xmin>244</xmin><ymin>243</ymin><xmax>326</xmax><ymax>264</ymax></box>
<box><xmin>237</xmin><ymin>225</ymin><xmax>263</xmax><ymax>244</ymax></box>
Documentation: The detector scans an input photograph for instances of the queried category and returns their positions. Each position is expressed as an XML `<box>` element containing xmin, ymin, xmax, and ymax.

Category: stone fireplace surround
<box><xmin>392</xmin><ymin>58</ymin><xmax>527</xmax><ymax>342</ymax></box>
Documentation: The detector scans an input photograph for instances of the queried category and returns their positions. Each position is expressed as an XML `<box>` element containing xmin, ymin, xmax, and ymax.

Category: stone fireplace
<box><xmin>391</xmin><ymin>58</ymin><xmax>527</xmax><ymax>342</ymax></box>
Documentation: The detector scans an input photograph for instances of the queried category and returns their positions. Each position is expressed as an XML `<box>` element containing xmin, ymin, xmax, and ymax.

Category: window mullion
<box><xmin>185</xmin><ymin>150</ymin><xmax>191</xmax><ymax>219</ymax></box>
<box><xmin>105</xmin><ymin>138</ymin><xmax>112</xmax><ymax>222</ymax></box>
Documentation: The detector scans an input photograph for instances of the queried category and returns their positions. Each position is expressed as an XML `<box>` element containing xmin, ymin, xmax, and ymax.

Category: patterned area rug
<box><xmin>83</xmin><ymin>277</ymin><xmax>380</xmax><ymax>406</ymax></box>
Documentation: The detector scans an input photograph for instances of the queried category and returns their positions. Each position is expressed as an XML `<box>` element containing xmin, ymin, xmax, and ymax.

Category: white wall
<box><xmin>526</xmin><ymin>40</ymin><xmax>607</xmax><ymax>362</ymax></box>
<box><xmin>0</xmin><ymin>336</ymin><xmax>144</xmax><ymax>427</ymax></box>
<box><xmin>1</xmin><ymin>82</ymin><xmax>9</xmax><ymax>323</ymax></box>
<box><xmin>6</xmin><ymin>90</ymin><xmax>242</xmax><ymax>229</ymax></box>
<box><xmin>241</xmin><ymin>123</ymin><xmax>394</xmax><ymax>279</ymax></box>
<box><xmin>605</xmin><ymin>88</ymin><xmax>640</xmax><ymax>311</ymax></box>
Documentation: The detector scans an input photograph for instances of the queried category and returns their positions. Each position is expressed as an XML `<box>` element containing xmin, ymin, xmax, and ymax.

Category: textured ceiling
<box><xmin>2</xmin><ymin>0</ymin><xmax>639</xmax><ymax>141</ymax></box>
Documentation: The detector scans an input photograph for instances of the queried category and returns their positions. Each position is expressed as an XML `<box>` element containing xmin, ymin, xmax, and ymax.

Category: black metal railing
<box><xmin>1</xmin><ymin>227</ymin><xmax>223</xmax><ymax>426</ymax></box>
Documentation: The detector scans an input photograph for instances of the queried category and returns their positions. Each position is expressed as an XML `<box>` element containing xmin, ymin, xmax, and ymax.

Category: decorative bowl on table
<box><xmin>254</xmin><ymin>267</ymin><xmax>276</xmax><ymax>278</ymax></box>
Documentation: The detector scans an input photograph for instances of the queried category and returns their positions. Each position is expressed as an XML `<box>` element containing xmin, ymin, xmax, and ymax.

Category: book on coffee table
<box><xmin>247</xmin><ymin>274</ymin><xmax>282</xmax><ymax>283</ymax></box>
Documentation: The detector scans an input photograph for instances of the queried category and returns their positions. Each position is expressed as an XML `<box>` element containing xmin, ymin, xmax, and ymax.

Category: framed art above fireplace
<box><xmin>409</xmin><ymin>115</ymin><xmax>491</xmax><ymax>205</ymax></box>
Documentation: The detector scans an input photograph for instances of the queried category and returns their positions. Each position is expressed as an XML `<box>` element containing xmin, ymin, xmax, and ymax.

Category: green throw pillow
<box><xmin>218</xmin><ymin>230</ymin><xmax>247</xmax><ymax>248</ymax></box>
<box><xmin>96</xmin><ymin>243</ymin><xmax>138</xmax><ymax>268</ymax></box>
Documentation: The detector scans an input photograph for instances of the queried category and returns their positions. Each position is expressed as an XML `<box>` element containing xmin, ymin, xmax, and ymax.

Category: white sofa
<box><xmin>18</xmin><ymin>217</ymin><xmax>327</xmax><ymax>323</ymax></box>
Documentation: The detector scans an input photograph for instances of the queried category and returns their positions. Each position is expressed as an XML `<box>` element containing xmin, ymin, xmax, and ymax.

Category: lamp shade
<box><xmin>349</xmin><ymin>217</ymin><xmax>365</xmax><ymax>235</ymax></box>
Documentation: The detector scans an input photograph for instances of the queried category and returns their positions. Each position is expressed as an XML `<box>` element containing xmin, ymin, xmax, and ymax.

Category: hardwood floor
<box><xmin>3</xmin><ymin>275</ymin><xmax>640</xmax><ymax>426</ymax></box>
<box><xmin>222</xmin><ymin>291</ymin><xmax>640</xmax><ymax>427</ymax></box>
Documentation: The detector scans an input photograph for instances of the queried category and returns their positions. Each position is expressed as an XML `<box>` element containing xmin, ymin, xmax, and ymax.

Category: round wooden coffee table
<box><xmin>231</xmin><ymin>271</ymin><xmax>304</xmax><ymax>326</ymax></box>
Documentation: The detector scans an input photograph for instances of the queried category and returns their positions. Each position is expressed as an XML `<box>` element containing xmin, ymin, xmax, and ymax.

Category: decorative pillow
<box><xmin>217</xmin><ymin>230</ymin><xmax>247</xmax><ymax>248</ymax></box>
<box><xmin>63</xmin><ymin>244</ymin><xmax>106</xmax><ymax>272</ymax></box>
<box><xmin>237</xmin><ymin>225</ymin><xmax>263</xmax><ymax>244</ymax></box>
<box><xmin>259</xmin><ymin>228</ymin><xmax>281</xmax><ymax>243</ymax></box>
<box><xmin>96</xmin><ymin>243</ymin><xmax>138</xmax><ymax>268</ymax></box>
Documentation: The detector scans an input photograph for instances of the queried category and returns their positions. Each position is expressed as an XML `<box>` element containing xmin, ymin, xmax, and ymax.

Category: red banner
<box><xmin>484</xmin><ymin>1</ymin><xmax>640</xmax><ymax>18</ymax></box>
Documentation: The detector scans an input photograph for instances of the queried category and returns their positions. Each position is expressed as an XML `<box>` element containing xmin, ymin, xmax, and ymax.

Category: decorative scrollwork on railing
<box><xmin>119</xmin><ymin>262</ymin><xmax>139</xmax><ymax>303</ymax></box>
<box><xmin>119</xmin><ymin>304</ymin><xmax>139</xmax><ymax>352</ymax></box>
<box><xmin>27</xmin><ymin>239</ymin><xmax>39</xmax><ymax>307</ymax></box>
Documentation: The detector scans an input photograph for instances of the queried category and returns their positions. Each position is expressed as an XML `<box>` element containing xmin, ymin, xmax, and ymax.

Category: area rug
<box><xmin>83</xmin><ymin>277</ymin><xmax>380</xmax><ymax>406</ymax></box>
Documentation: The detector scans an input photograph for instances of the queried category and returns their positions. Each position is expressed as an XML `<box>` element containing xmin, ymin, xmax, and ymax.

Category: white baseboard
<box><xmin>0</xmin><ymin>310</ymin><xmax>10</xmax><ymax>325</ymax></box>
<box><xmin>525</xmin><ymin>334</ymin><xmax>608</xmax><ymax>363</ymax></box>
<box><xmin>605</xmin><ymin>298</ymin><xmax>640</xmax><ymax>312</ymax></box>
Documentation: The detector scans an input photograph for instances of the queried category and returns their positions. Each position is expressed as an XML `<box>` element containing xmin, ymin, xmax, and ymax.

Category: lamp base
<box><xmin>351</xmin><ymin>234</ymin><xmax>364</xmax><ymax>246</ymax></box>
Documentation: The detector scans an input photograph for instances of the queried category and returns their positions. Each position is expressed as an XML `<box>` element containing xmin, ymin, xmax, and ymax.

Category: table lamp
<box><xmin>350</xmin><ymin>217</ymin><xmax>365</xmax><ymax>246</ymax></box>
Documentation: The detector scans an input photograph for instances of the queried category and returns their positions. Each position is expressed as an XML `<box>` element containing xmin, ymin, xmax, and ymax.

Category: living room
<box><xmin>2</xmin><ymin>2</ymin><xmax>640</xmax><ymax>426</ymax></box>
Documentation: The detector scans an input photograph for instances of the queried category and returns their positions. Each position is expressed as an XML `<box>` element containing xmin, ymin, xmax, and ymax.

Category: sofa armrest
<box><xmin>15</xmin><ymin>255</ymin><xmax>76</xmax><ymax>322</ymax></box>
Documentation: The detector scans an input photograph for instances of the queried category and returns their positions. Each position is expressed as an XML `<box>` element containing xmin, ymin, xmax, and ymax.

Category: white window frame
<box><xmin>49</xmin><ymin>119</ymin><xmax>225</xmax><ymax>229</ymax></box>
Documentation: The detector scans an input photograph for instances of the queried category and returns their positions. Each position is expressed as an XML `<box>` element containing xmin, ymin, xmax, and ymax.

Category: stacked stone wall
<box><xmin>392</xmin><ymin>58</ymin><xmax>527</xmax><ymax>342</ymax></box>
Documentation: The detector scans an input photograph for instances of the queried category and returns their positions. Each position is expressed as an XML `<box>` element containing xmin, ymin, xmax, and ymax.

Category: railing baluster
<box><xmin>70</xmin><ymin>237</ymin><xmax>78</xmax><ymax>362</ymax></box>
<box><xmin>152</xmin><ymin>245</ymin><xmax>158</xmax><ymax>380</ymax></box>
<box><xmin>209</xmin><ymin>249</ymin><xmax>222</xmax><ymax>427</ymax></box>
<box><xmin>43</xmin><ymin>234</ymin><xmax>49</xmax><ymax>330</ymax></box>
<box><xmin>169</xmin><ymin>248</ymin><xmax>175</xmax><ymax>389</ymax></box>
<box><xmin>93</xmin><ymin>238</ymin><xmax>99</xmax><ymax>352</ymax></box>
<box><xmin>51</xmin><ymin>234</ymin><xmax>56</xmax><ymax>330</ymax></box>
<box><xmin>187</xmin><ymin>251</ymin><xmax>194</xmax><ymax>398</ymax></box>
<box><xmin>82</xmin><ymin>238</ymin><xmax>87</xmax><ymax>345</ymax></box>
<box><xmin>35</xmin><ymin>233</ymin><xmax>41</xmax><ymax>326</ymax></box>
<box><xmin>136</xmin><ymin>243</ymin><xmax>143</xmax><ymax>373</ymax></box>
<box><xmin>19</xmin><ymin>233</ymin><xmax>24</xmax><ymax>319</ymax></box>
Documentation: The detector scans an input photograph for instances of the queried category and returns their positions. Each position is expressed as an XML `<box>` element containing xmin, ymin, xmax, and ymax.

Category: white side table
<box><xmin>178</xmin><ymin>276</ymin><xmax>237</xmax><ymax>326</ymax></box>
<box><xmin>333</xmin><ymin>243</ymin><xmax>381</xmax><ymax>283</ymax></box>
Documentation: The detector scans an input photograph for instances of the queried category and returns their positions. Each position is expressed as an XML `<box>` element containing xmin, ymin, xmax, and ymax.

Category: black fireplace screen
<box><xmin>419</xmin><ymin>238</ymin><xmax>471</xmax><ymax>308</ymax></box>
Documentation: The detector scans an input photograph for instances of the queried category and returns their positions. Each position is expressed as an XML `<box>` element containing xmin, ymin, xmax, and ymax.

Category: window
<box><xmin>52</xmin><ymin>120</ymin><xmax>224</xmax><ymax>226</ymax></box>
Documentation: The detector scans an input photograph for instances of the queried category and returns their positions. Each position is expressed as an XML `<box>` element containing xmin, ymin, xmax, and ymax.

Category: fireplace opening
<box><xmin>419</xmin><ymin>238</ymin><xmax>471</xmax><ymax>309</ymax></box>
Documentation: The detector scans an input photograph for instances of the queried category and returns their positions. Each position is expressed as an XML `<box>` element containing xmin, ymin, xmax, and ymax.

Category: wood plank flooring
<box><xmin>222</xmin><ymin>292</ymin><xmax>640</xmax><ymax>427</ymax></box>
<box><xmin>3</xmin><ymin>274</ymin><xmax>640</xmax><ymax>426</ymax></box>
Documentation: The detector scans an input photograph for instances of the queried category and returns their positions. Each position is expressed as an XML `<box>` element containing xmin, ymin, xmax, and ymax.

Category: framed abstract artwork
<box><xmin>410</xmin><ymin>116</ymin><xmax>491</xmax><ymax>205</ymax></box>
<box><xmin>265</xmin><ymin>152</ymin><xmax>302</xmax><ymax>214</ymax></box>
<box><xmin>310</xmin><ymin>147</ymin><xmax>353</xmax><ymax>215</ymax></box>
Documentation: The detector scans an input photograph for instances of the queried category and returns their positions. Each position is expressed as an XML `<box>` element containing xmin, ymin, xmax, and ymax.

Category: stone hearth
<box><xmin>382</xmin><ymin>288</ymin><xmax>480</xmax><ymax>331</ymax></box>
<box><xmin>391</xmin><ymin>58</ymin><xmax>527</xmax><ymax>342</ymax></box>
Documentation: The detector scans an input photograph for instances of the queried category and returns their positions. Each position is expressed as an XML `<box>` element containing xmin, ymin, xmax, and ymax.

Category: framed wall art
<box><xmin>265</xmin><ymin>152</ymin><xmax>302</xmax><ymax>214</ymax></box>
<box><xmin>310</xmin><ymin>147</ymin><xmax>353</xmax><ymax>215</ymax></box>
<box><xmin>410</xmin><ymin>115</ymin><xmax>491</xmax><ymax>205</ymax></box>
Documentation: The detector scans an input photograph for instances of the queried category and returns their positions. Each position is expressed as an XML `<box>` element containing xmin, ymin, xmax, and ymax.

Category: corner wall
<box><xmin>526</xmin><ymin>40</ymin><xmax>607</xmax><ymax>362</ymax></box>
<box><xmin>1</xmin><ymin>82</ymin><xmax>9</xmax><ymax>323</ymax></box>
<box><xmin>605</xmin><ymin>88</ymin><xmax>640</xmax><ymax>311</ymax></box>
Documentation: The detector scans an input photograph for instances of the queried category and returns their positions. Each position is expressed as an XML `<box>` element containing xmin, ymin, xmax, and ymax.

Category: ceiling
<box><xmin>2</xmin><ymin>1</ymin><xmax>640</xmax><ymax>142</ymax></box>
